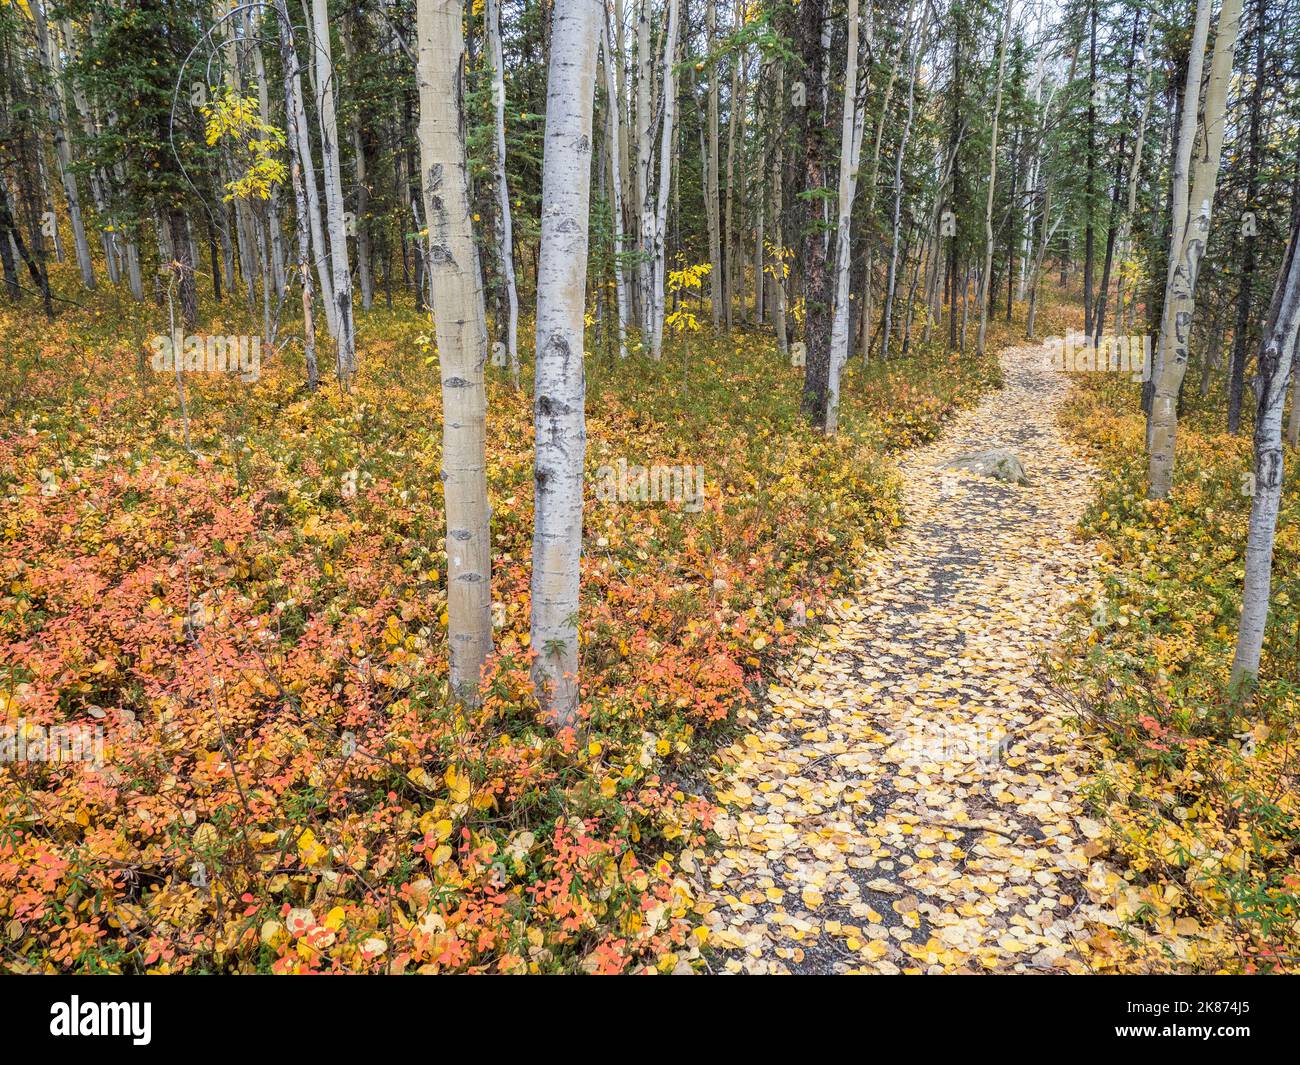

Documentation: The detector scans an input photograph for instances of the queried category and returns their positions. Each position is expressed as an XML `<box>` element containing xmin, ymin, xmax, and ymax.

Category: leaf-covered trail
<box><xmin>701</xmin><ymin>341</ymin><xmax>1112</xmax><ymax>974</ymax></box>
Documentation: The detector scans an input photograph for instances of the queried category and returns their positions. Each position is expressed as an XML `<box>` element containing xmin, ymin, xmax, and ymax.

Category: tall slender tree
<box><xmin>976</xmin><ymin>0</ymin><xmax>1012</xmax><ymax>358</ymax></box>
<box><xmin>415</xmin><ymin>0</ymin><xmax>494</xmax><ymax>703</ymax></box>
<box><xmin>1231</xmin><ymin>212</ymin><xmax>1300</xmax><ymax>692</ymax></box>
<box><xmin>825</xmin><ymin>0</ymin><xmax>867</xmax><ymax>436</ymax></box>
<box><xmin>530</xmin><ymin>0</ymin><xmax>602</xmax><ymax>725</ymax></box>
<box><xmin>487</xmin><ymin>0</ymin><xmax>521</xmax><ymax>387</ymax></box>
<box><xmin>1147</xmin><ymin>0</ymin><xmax>1244</xmax><ymax>499</ymax></box>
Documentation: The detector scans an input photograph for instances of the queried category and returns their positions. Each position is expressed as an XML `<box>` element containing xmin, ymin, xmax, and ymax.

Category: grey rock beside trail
<box><xmin>944</xmin><ymin>449</ymin><xmax>1031</xmax><ymax>485</ymax></box>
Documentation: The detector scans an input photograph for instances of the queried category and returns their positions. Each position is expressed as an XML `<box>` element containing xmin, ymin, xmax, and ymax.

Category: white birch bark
<box><xmin>248</xmin><ymin>11</ymin><xmax>287</xmax><ymax>300</ymax></box>
<box><xmin>1231</xmin><ymin>219</ymin><xmax>1300</xmax><ymax>691</ymax></box>
<box><xmin>485</xmin><ymin>0</ymin><xmax>521</xmax><ymax>385</ymax></box>
<box><xmin>113</xmin><ymin>148</ymin><xmax>143</xmax><ymax>298</ymax></box>
<box><xmin>705</xmin><ymin>0</ymin><xmax>722</xmax><ymax>326</ymax></box>
<box><xmin>723</xmin><ymin>1</ymin><xmax>743</xmax><ymax>330</ymax></box>
<box><xmin>824</xmin><ymin>0</ymin><xmax>866</xmax><ymax>436</ymax></box>
<box><xmin>755</xmin><ymin>61</ymin><xmax>767</xmax><ymax>324</ymax></box>
<box><xmin>530</xmin><ymin>0</ymin><xmax>602</xmax><ymax>725</ymax></box>
<box><xmin>649</xmin><ymin>0</ymin><xmax>680</xmax><ymax>359</ymax></box>
<box><xmin>1016</xmin><ymin>50</ymin><xmax>1047</xmax><ymax>304</ymax></box>
<box><xmin>635</xmin><ymin>1</ymin><xmax>653</xmax><ymax>331</ymax></box>
<box><xmin>859</xmin><ymin>38</ymin><xmax>900</xmax><ymax>362</ymax></box>
<box><xmin>309</xmin><ymin>0</ymin><xmax>357</xmax><ymax>383</ymax></box>
<box><xmin>771</xmin><ymin>62</ymin><xmax>788</xmax><ymax>356</ymax></box>
<box><xmin>881</xmin><ymin>7</ymin><xmax>925</xmax><ymax>362</ymax></box>
<box><xmin>1148</xmin><ymin>0</ymin><xmax>1243</xmax><ymax>498</ymax></box>
<box><xmin>1147</xmin><ymin>0</ymin><xmax>1212</xmax><ymax>393</ymax></box>
<box><xmin>613</xmin><ymin>0</ymin><xmax>635</xmax><ymax>243</ymax></box>
<box><xmin>603</xmin><ymin>10</ymin><xmax>630</xmax><ymax>360</ymax></box>
<box><xmin>415</xmin><ymin>0</ymin><xmax>494</xmax><ymax>703</ymax></box>
<box><xmin>340</xmin><ymin>15</ymin><xmax>374</xmax><ymax>312</ymax></box>
<box><xmin>59</xmin><ymin>19</ymin><xmax>118</xmax><ymax>284</ymax></box>
<box><xmin>275</xmin><ymin>0</ymin><xmax>337</xmax><ymax>340</ymax></box>
<box><xmin>219</xmin><ymin>5</ymin><xmax>256</xmax><ymax>305</ymax></box>
<box><xmin>282</xmin><ymin>52</ymin><xmax>320</xmax><ymax>390</ymax></box>
<box><xmin>976</xmin><ymin>1</ymin><xmax>1012</xmax><ymax>357</ymax></box>
<box><xmin>1028</xmin><ymin>40</ymin><xmax>1080</xmax><ymax>337</ymax></box>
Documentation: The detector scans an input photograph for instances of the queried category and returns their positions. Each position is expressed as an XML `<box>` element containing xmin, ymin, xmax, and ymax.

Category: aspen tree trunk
<box><xmin>1147</xmin><ymin>0</ymin><xmax>1213</xmax><ymax>406</ymax></box>
<box><xmin>276</xmin><ymin>0</ymin><xmax>337</xmax><ymax>340</ymax></box>
<box><xmin>280</xmin><ymin>17</ymin><xmax>320</xmax><ymax>390</ymax></box>
<box><xmin>1026</xmin><ymin>212</ymin><xmax>1060</xmax><ymax>339</ymax></box>
<box><xmin>529</xmin><ymin>0</ymin><xmax>601</xmax><ymax>726</ymax></box>
<box><xmin>976</xmin><ymin>0</ymin><xmax>1012</xmax><ymax>358</ymax></box>
<box><xmin>824</xmin><ymin>0</ymin><xmax>865</xmax><ymax>436</ymax></box>
<box><xmin>486</xmin><ymin>0</ymin><xmax>521</xmax><ymax>385</ymax></box>
<box><xmin>722</xmin><ymin>0</ymin><xmax>743</xmax><ymax>330</ymax></box>
<box><xmin>944</xmin><ymin>25</ymin><xmax>965</xmax><ymax>352</ymax></box>
<box><xmin>341</xmin><ymin>15</ymin><xmax>374</xmax><ymax>312</ymax></box>
<box><xmin>1082</xmin><ymin>2</ymin><xmax>1097</xmax><ymax>335</ymax></box>
<box><xmin>771</xmin><ymin>61</ymin><xmax>788</xmax><ymax>357</ymax></box>
<box><xmin>351</xmin><ymin>117</ymin><xmax>374</xmax><ymax>311</ymax></box>
<box><xmin>1231</xmin><ymin>214</ymin><xmax>1300</xmax><ymax>692</ymax></box>
<box><xmin>881</xmin><ymin>7</ymin><xmax>923</xmax><ymax>362</ymax></box>
<box><xmin>1017</xmin><ymin>48</ymin><xmax>1047</xmax><ymax>305</ymax></box>
<box><xmin>1024</xmin><ymin>39</ymin><xmax>1076</xmax><ymax>338</ymax></box>
<box><xmin>613</xmin><ymin>0</ymin><xmax>635</xmax><ymax>241</ymax></box>
<box><xmin>859</xmin><ymin>38</ymin><xmax>901</xmax><ymax>362</ymax></box>
<box><xmin>635</xmin><ymin>1</ymin><xmax>653</xmax><ymax>331</ymax></box>
<box><xmin>120</xmin><ymin>179</ymin><xmax>143</xmax><ymax>299</ymax></box>
<box><xmin>219</xmin><ymin>6</ymin><xmax>255</xmax><ymax>305</ymax></box>
<box><xmin>32</xmin><ymin>1</ymin><xmax>94</xmax><ymax>290</ymax></box>
<box><xmin>35</xmin><ymin>146</ymin><xmax>64</xmax><ymax>265</ymax></box>
<box><xmin>309</xmin><ymin>0</ymin><xmax>358</xmax><ymax>384</ymax></box>
<box><xmin>1147</xmin><ymin>0</ymin><xmax>1243</xmax><ymax>499</ymax></box>
<box><xmin>60</xmin><ymin>18</ymin><xmax>118</xmax><ymax>284</ymax></box>
<box><xmin>603</xmin><ymin>11</ymin><xmax>630</xmax><ymax>360</ymax></box>
<box><xmin>649</xmin><ymin>0</ymin><xmax>681</xmax><ymax>360</ymax></box>
<box><xmin>416</xmin><ymin>0</ymin><xmax>494</xmax><ymax>704</ymax></box>
<box><xmin>216</xmin><ymin>4</ymin><xmax>245</xmax><ymax>301</ymax></box>
<box><xmin>902</xmin><ymin>224</ymin><xmax>928</xmax><ymax>353</ymax></box>
<box><xmin>1228</xmin><ymin>0</ymin><xmax>1266</xmax><ymax>434</ymax></box>
<box><xmin>755</xmin><ymin>64</ymin><xmax>767</xmax><ymax>323</ymax></box>
<box><xmin>705</xmin><ymin>0</ymin><xmax>723</xmax><ymax>327</ymax></box>
<box><xmin>248</xmin><ymin>11</ymin><xmax>287</xmax><ymax>300</ymax></box>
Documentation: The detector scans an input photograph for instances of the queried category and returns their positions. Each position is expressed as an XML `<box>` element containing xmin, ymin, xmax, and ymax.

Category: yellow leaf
<box><xmin>297</xmin><ymin>828</ymin><xmax>328</xmax><ymax>867</ymax></box>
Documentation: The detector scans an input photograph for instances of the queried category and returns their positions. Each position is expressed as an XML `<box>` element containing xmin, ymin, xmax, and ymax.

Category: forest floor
<box><xmin>9</xmin><ymin>275</ymin><xmax>1291</xmax><ymax>974</ymax></box>
<box><xmin>0</xmin><ymin>283</ymin><xmax>1022</xmax><ymax>974</ymax></box>
<box><xmin>701</xmin><ymin>339</ymin><xmax>1116</xmax><ymax>974</ymax></box>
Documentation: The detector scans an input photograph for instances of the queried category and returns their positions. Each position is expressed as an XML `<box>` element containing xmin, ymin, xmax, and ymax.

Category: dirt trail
<box><xmin>701</xmin><ymin>341</ymin><xmax>1111</xmax><ymax>974</ymax></box>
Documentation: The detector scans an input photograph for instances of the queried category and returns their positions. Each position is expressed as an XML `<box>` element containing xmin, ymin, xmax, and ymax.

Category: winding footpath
<box><xmin>701</xmin><ymin>341</ymin><xmax>1114</xmax><ymax>974</ymax></box>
